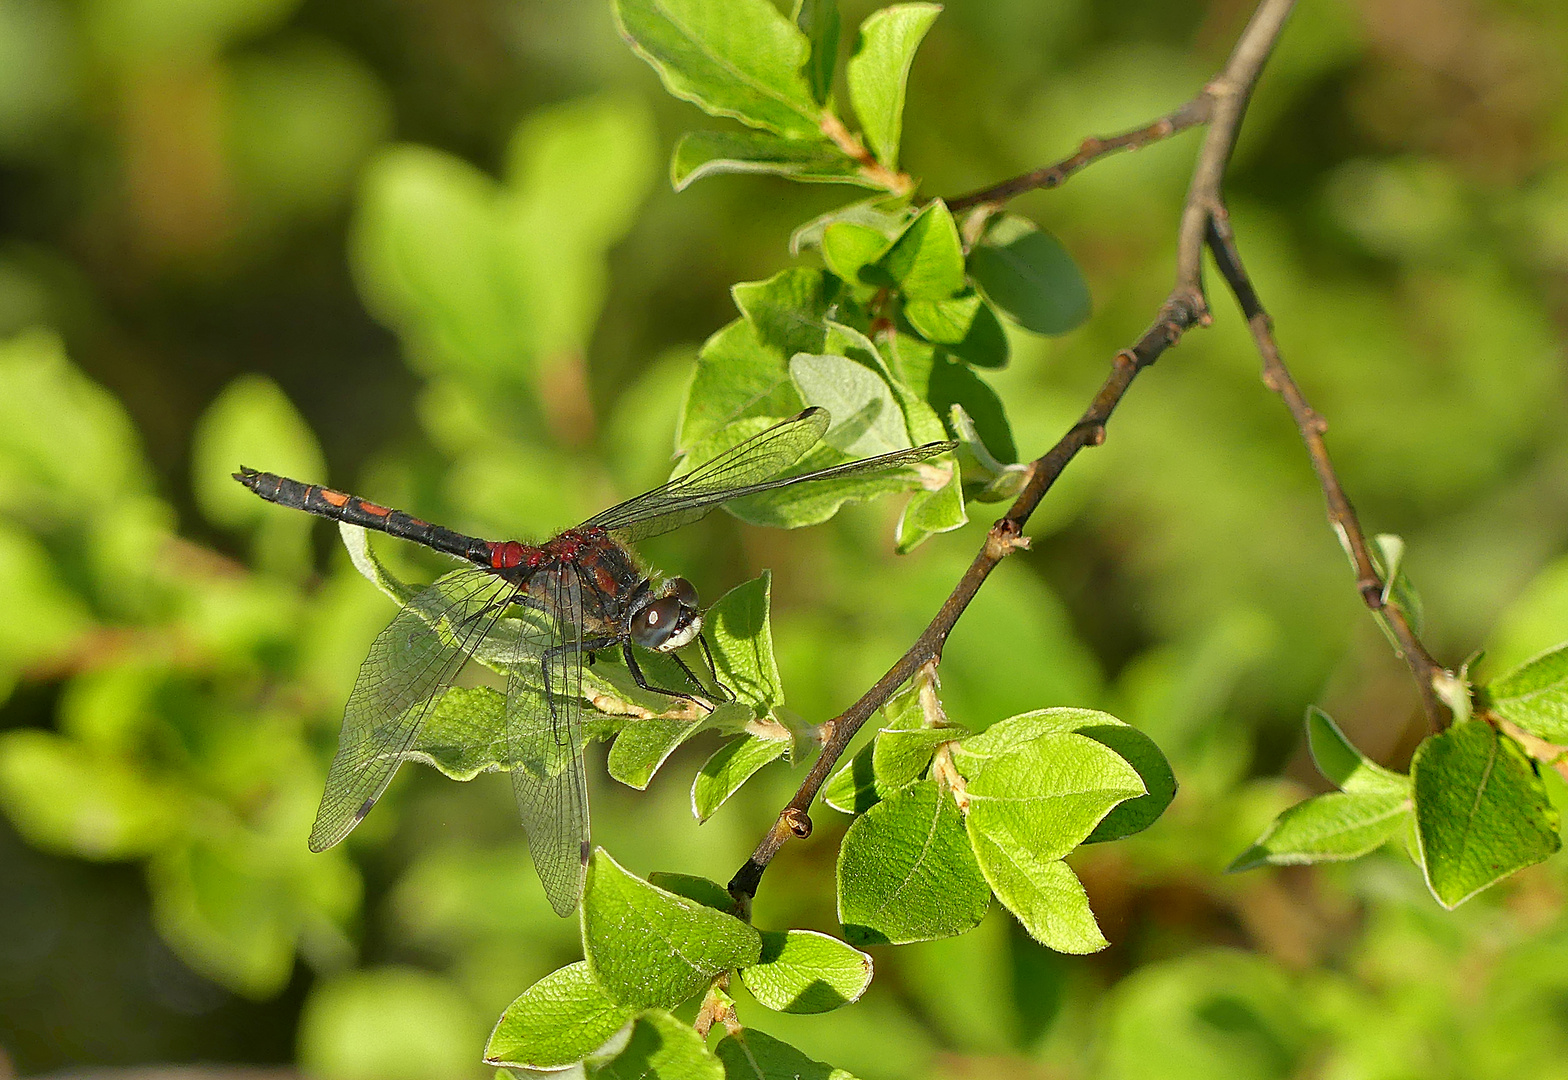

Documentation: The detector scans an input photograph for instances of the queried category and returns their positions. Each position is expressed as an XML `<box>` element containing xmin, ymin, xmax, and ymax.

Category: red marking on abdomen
<box><xmin>321</xmin><ymin>489</ymin><xmax>350</xmax><ymax>507</ymax></box>
<box><xmin>491</xmin><ymin>541</ymin><xmax>525</xmax><ymax>569</ymax></box>
<box><xmin>357</xmin><ymin>501</ymin><xmax>391</xmax><ymax>517</ymax></box>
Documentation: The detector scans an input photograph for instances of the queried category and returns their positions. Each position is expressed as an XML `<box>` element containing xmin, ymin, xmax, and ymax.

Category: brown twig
<box><xmin>1204</xmin><ymin>212</ymin><xmax>1450</xmax><ymax>731</ymax></box>
<box><xmin>946</xmin><ymin>98</ymin><xmax>1212</xmax><ymax>215</ymax></box>
<box><xmin>729</xmin><ymin>0</ymin><xmax>1303</xmax><ymax>906</ymax></box>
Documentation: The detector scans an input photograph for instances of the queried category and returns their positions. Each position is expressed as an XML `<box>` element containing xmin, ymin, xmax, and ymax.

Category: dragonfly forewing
<box><xmin>308</xmin><ymin>569</ymin><xmax>519</xmax><ymax>852</ymax></box>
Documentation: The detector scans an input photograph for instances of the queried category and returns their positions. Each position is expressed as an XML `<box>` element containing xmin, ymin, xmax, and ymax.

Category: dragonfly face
<box><xmin>234</xmin><ymin>406</ymin><xmax>958</xmax><ymax>916</ymax></box>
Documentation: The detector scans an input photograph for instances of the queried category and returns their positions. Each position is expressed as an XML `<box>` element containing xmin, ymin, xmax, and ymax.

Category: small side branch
<box><xmin>1204</xmin><ymin>213</ymin><xmax>1450</xmax><ymax>731</ymax></box>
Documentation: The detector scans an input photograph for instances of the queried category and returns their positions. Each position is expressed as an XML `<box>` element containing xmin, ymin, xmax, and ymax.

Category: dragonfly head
<box><xmin>628</xmin><ymin>576</ymin><xmax>702</xmax><ymax>653</ymax></box>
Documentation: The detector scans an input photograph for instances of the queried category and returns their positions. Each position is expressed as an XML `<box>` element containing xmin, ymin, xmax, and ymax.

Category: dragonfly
<box><xmin>236</xmin><ymin>406</ymin><xmax>956</xmax><ymax>915</ymax></box>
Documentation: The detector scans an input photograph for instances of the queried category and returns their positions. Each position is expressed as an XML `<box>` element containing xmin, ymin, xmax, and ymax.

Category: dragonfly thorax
<box><xmin>628</xmin><ymin>576</ymin><xmax>702</xmax><ymax>653</ymax></box>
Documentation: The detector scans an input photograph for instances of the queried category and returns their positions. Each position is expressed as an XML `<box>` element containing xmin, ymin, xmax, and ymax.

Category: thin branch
<box><xmin>728</xmin><ymin>0</ymin><xmax>1302</xmax><ymax>905</ymax></box>
<box><xmin>1204</xmin><ymin>212</ymin><xmax>1449</xmax><ymax>731</ymax></box>
<box><xmin>945</xmin><ymin>98</ymin><xmax>1212</xmax><ymax>215</ymax></box>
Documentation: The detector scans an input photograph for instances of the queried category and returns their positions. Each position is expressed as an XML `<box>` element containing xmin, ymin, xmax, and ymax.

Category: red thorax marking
<box><xmin>491</xmin><ymin>541</ymin><xmax>526</xmax><ymax>569</ymax></box>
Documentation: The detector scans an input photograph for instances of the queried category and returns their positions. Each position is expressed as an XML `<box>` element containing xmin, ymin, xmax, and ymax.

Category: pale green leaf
<box><xmin>671</xmin><ymin>130</ymin><xmax>868</xmax><ymax>190</ymax></box>
<box><xmin>1228</xmin><ymin>789</ymin><xmax>1411</xmax><ymax>872</ymax></box>
<box><xmin>693</xmin><ymin>732</ymin><xmax>790</xmax><ymax>822</ymax></box>
<box><xmin>967</xmin><ymin>828</ymin><xmax>1107</xmax><ymax>954</ymax></box>
<box><xmin>739</xmin><ymin>929</ymin><xmax>872</xmax><ymax>1013</ymax></box>
<box><xmin>844</xmin><ymin>3</ymin><xmax>940</xmax><ymax>168</ymax></box>
<box><xmin>1489</xmin><ymin>641</ymin><xmax>1568</xmax><ymax>743</ymax></box>
<box><xmin>485</xmin><ymin>962</ymin><xmax>635</xmax><ymax>1070</ymax></box>
<box><xmin>880</xmin><ymin>199</ymin><xmax>965</xmax><ymax>300</ymax></box>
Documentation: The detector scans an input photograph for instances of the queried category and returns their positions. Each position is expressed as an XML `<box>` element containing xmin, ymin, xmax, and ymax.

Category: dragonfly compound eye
<box><xmin>666</xmin><ymin>576</ymin><xmax>699</xmax><ymax>609</ymax></box>
<box><xmin>630</xmin><ymin>596</ymin><xmax>702</xmax><ymax>652</ymax></box>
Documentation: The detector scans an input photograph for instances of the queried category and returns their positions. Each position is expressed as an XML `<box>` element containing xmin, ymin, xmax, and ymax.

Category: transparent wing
<box><xmin>584</xmin><ymin>407</ymin><xmax>957</xmax><ymax>543</ymax></box>
<box><xmin>310</xmin><ymin>568</ymin><xmax>519</xmax><ymax>852</ymax></box>
<box><xmin>507</xmin><ymin>565</ymin><xmax>591</xmax><ymax>916</ymax></box>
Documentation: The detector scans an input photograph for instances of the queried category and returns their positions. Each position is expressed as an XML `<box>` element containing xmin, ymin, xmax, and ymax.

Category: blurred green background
<box><xmin>2</xmin><ymin>0</ymin><xmax>1568</xmax><ymax>1076</ymax></box>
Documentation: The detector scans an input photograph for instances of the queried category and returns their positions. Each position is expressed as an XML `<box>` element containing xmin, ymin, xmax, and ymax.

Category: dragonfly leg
<box><xmin>621</xmin><ymin>643</ymin><xmax>711</xmax><ymax>713</ymax></box>
<box><xmin>539</xmin><ymin>636</ymin><xmax>620</xmax><ymax>739</ymax></box>
<box><xmin>694</xmin><ymin>632</ymin><xmax>732</xmax><ymax>702</ymax></box>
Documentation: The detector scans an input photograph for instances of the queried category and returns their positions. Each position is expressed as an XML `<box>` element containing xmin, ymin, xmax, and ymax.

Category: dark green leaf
<box><xmin>1412</xmin><ymin>721</ymin><xmax>1561</xmax><ymax>908</ymax></box>
<box><xmin>1228</xmin><ymin>789</ymin><xmax>1411</xmax><ymax>872</ymax></box>
<box><xmin>612</xmin><ymin>0</ymin><xmax>824</xmax><ymax>139</ymax></box>
<box><xmin>940</xmin><ymin>299</ymin><xmax>1009</xmax><ymax>369</ymax></box>
<box><xmin>967</xmin><ymin>828</ymin><xmax>1107</xmax><ymax>953</ymax></box>
<box><xmin>405</xmin><ymin>685</ymin><xmax>510</xmax><ymax>780</ymax></box>
<box><xmin>734</xmin><ymin>267</ymin><xmax>838</xmax><ymax>360</ymax></box>
<box><xmin>582</xmin><ymin>850</ymin><xmax>762</xmax><ymax>1008</ymax></box>
<box><xmin>844</xmin><ymin>3</ymin><xmax>941</xmax><ymax>168</ymax></box>
<box><xmin>880</xmin><ymin>200</ymin><xmax>966</xmax><ymax>300</ymax></box>
<box><xmin>646</xmin><ymin>872</ymin><xmax>739</xmax><ymax>914</ymax></box>
<box><xmin>595</xmin><ymin>1009</ymin><xmax>723</xmax><ymax>1080</ymax></box>
<box><xmin>485</xmin><ymin>962</ymin><xmax>634</xmax><ymax>1070</ymax></box>
<box><xmin>1488</xmin><ymin>641</ymin><xmax>1568</xmax><ymax>743</ymax></box>
<box><xmin>837</xmin><ymin>779</ymin><xmax>989</xmax><ymax>945</ymax></box>
<box><xmin>794</xmin><ymin>0</ymin><xmax>840</xmax><ymax>105</ymax></box>
<box><xmin>967</xmin><ymin>214</ymin><xmax>1090</xmax><ymax>335</ymax></box>
<box><xmin>738</xmin><ymin>929</ymin><xmax>872</xmax><ymax>1013</ymax></box>
<box><xmin>715</xmin><ymin>1028</ymin><xmax>859</xmax><ymax>1080</ymax></box>
<box><xmin>671</xmin><ymin>130</ymin><xmax>869</xmax><ymax>190</ymax></box>
<box><xmin>692</xmin><ymin>731</ymin><xmax>790</xmax><ymax>822</ymax></box>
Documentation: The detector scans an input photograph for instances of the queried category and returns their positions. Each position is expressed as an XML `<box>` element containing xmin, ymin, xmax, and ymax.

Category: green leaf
<box><xmin>953</xmin><ymin>709</ymin><xmax>1171</xmax><ymax>843</ymax></box>
<box><xmin>404</xmin><ymin>686</ymin><xmax>511</xmax><ymax>780</ymax></box>
<box><xmin>790</xmin><ymin>197</ymin><xmax>913</xmax><ymax>255</ymax></box>
<box><xmin>581</xmin><ymin>850</ymin><xmax>762</xmax><ymax>1007</ymax></box>
<box><xmin>671</xmin><ymin>130</ymin><xmax>869</xmax><ymax>190</ymax></box>
<box><xmin>681</xmin><ymin>320</ymin><xmax>801</xmax><ymax>448</ymax></box>
<box><xmin>967</xmin><ymin>829</ymin><xmax>1107</xmax><ymax>953</ymax></box>
<box><xmin>794</xmin><ymin>0</ymin><xmax>840</xmax><ymax>105</ymax></box>
<box><xmin>880</xmin><ymin>199</ymin><xmax>966</xmax><ymax>300</ymax></box>
<box><xmin>596</xmin><ymin>1009</ymin><xmax>724</xmax><ymax>1080</ymax></box>
<box><xmin>608</xmin><ymin>714</ymin><xmax>706</xmax><ymax>791</ymax></box>
<box><xmin>823</xmin><ymin>682</ymin><xmax>953</xmax><ymax>813</ymax></box>
<box><xmin>715</xmin><ymin>1027</ymin><xmax>859</xmax><ymax>1080</ymax></box>
<box><xmin>844</xmin><ymin>3</ymin><xmax>941</xmax><ymax>169</ymax></box>
<box><xmin>1411</xmin><ymin>720</ymin><xmax>1562</xmax><ymax>908</ymax></box>
<box><xmin>895</xmin><ymin>462</ymin><xmax>966</xmax><ymax>554</ymax></box>
<box><xmin>904</xmin><ymin>292</ymin><xmax>981</xmax><ymax>345</ymax></box>
<box><xmin>1305</xmin><ymin>706</ymin><xmax>1409</xmax><ymax>794</ymax></box>
<box><xmin>940</xmin><ymin>300</ymin><xmax>1009</xmax><ymax>369</ymax></box>
<box><xmin>821</xmin><ymin>221</ymin><xmax>893</xmax><ymax>290</ymax></box>
<box><xmin>0</xmin><ymin>524</ymin><xmax>94</xmax><ymax>687</ymax></box>
<box><xmin>967</xmin><ymin>214</ymin><xmax>1090</xmax><ymax>335</ymax></box>
<box><xmin>693</xmin><ymin>732</ymin><xmax>790</xmax><ymax>822</ymax></box>
<box><xmin>790</xmin><ymin>353</ymin><xmax>909</xmax><ymax>457</ymax></box>
<box><xmin>485</xmin><ymin>962</ymin><xmax>635</xmax><ymax>1070</ymax></box>
<box><xmin>1371</xmin><ymin>533</ymin><xmax>1424</xmax><ymax>635</ymax></box>
<box><xmin>739</xmin><ymin>929</ymin><xmax>872</xmax><ymax>1013</ymax></box>
<box><xmin>960</xmin><ymin>732</ymin><xmax>1146</xmax><ymax>861</ymax></box>
<box><xmin>1488</xmin><ymin>641</ymin><xmax>1568</xmax><ymax>743</ymax></box>
<box><xmin>0</xmin><ymin>730</ymin><xmax>180</xmax><ymax>860</ymax></box>
<box><xmin>707</xmin><ymin>573</ymin><xmax>785</xmax><ymax>715</ymax></box>
<box><xmin>1228</xmin><ymin>790</ymin><xmax>1412</xmax><ymax>872</ymax></box>
<box><xmin>613</xmin><ymin>0</ymin><xmax>824</xmax><ymax>139</ymax></box>
<box><xmin>837</xmin><ymin>779</ymin><xmax>989</xmax><ymax>946</ymax></box>
<box><xmin>645</xmin><ymin>872</ymin><xmax>739</xmax><ymax>914</ymax></box>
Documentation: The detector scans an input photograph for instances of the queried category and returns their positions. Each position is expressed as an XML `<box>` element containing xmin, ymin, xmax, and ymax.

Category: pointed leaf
<box><xmin>1488</xmin><ymin>641</ymin><xmax>1568</xmax><ymax>743</ymax></box>
<box><xmin>967</xmin><ymin>214</ymin><xmax>1089</xmax><ymax>335</ymax></box>
<box><xmin>837</xmin><ymin>779</ymin><xmax>989</xmax><ymax>945</ymax></box>
<box><xmin>844</xmin><ymin>3</ymin><xmax>940</xmax><ymax>168</ymax></box>
<box><xmin>582</xmin><ymin>850</ymin><xmax>762</xmax><ymax>1007</ymax></box>
<box><xmin>904</xmin><ymin>292</ymin><xmax>981</xmax><ymax>344</ymax></box>
<box><xmin>739</xmin><ymin>929</ymin><xmax>872</xmax><ymax>1013</ymax></box>
<box><xmin>671</xmin><ymin>130</ymin><xmax>868</xmax><ymax>190</ymax></box>
<box><xmin>1228</xmin><ymin>790</ymin><xmax>1411</xmax><ymax>872</ymax></box>
<box><xmin>821</xmin><ymin>222</ymin><xmax>893</xmax><ymax>289</ymax></box>
<box><xmin>789</xmin><ymin>353</ymin><xmax>908</xmax><ymax>458</ymax></box>
<box><xmin>880</xmin><ymin>199</ymin><xmax>965</xmax><ymax>300</ymax></box>
<box><xmin>1412</xmin><ymin>721</ymin><xmax>1561</xmax><ymax>908</ymax></box>
<box><xmin>967</xmin><ymin>828</ymin><xmax>1107</xmax><ymax>953</ymax></box>
<box><xmin>706</xmin><ymin>573</ymin><xmax>785</xmax><ymax>715</ymax></box>
<box><xmin>613</xmin><ymin>0</ymin><xmax>824</xmax><ymax>139</ymax></box>
<box><xmin>484</xmin><ymin>962</ymin><xmax>634</xmax><ymax>1070</ymax></box>
<box><xmin>1306</xmin><ymin>706</ymin><xmax>1409</xmax><ymax>794</ymax></box>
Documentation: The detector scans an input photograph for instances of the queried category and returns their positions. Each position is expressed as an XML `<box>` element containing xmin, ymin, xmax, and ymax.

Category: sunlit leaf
<box><xmin>1228</xmin><ymin>789</ymin><xmax>1411</xmax><ymax>872</ymax></box>
<box><xmin>1488</xmin><ymin>641</ymin><xmax>1568</xmax><ymax>743</ymax></box>
<box><xmin>485</xmin><ymin>962</ymin><xmax>634</xmax><ymax>1070</ymax></box>
<box><xmin>844</xmin><ymin>3</ymin><xmax>941</xmax><ymax>168</ymax></box>
<box><xmin>967</xmin><ymin>829</ymin><xmax>1107</xmax><ymax>953</ymax></box>
<box><xmin>739</xmin><ymin>929</ymin><xmax>872</xmax><ymax>1014</ymax></box>
<box><xmin>715</xmin><ymin>1028</ymin><xmax>860</xmax><ymax>1080</ymax></box>
<box><xmin>671</xmin><ymin>130</ymin><xmax>867</xmax><ymax>190</ymax></box>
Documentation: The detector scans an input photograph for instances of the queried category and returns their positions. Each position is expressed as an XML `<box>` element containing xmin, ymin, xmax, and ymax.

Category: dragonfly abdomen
<box><xmin>234</xmin><ymin>468</ymin><xmax>491</xmax><ymax>565</ymax></box>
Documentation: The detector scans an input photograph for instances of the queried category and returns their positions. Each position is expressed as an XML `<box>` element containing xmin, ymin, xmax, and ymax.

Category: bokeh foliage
<box><xmin>2</xmin><ymin>0</ymin><xmax>1568</xmax><ymax>1076</ymax></box>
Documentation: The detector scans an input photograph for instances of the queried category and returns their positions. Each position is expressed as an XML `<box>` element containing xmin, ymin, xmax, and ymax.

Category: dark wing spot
<box><xmin>354</xmin><ymin>798</ymin><xmax>376</xmax><ymax>822</ymax></box>
<box><xmin>579</xmin><ymin>840</ymin><xmax>592</xmax><ymax>864</ymax></box>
